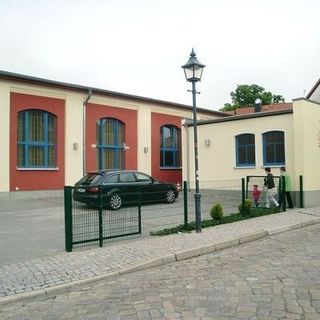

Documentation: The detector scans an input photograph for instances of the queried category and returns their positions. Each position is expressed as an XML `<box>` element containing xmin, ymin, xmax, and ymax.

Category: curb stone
<box><xmin>239</xmin><ymin>230</ymin><xmax>268</xmax><ymax>244</ymax></box>
<box><xmin>214</xmin><ymin>238</ymin><xmax>240</xmax><ymax>251</ymax></box>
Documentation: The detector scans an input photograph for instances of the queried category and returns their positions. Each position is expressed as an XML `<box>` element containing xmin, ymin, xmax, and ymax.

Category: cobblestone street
<box><xmin>1</xmin><ymin>224</ymin><xmax>320</xmax><ymax>319</ymax></box>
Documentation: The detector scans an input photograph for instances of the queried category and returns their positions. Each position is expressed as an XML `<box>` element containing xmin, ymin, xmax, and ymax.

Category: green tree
<box><xmin>220</xmin><ymin>84</ymin><xmax>285</xmax><ymax>111</ymax></box>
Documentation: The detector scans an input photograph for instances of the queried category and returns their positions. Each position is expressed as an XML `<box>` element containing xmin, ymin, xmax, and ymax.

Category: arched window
<box><xmin>235</xmin><ymin>133</ymin><xmax>255</xmax><ymax>166</ymax></box>
<box><xmin>160</xmin><ymin>125</ymin><xmax>181</xmax><ymax>168</ymax></box>
<box><xmin>263</xmin><ymin>131</ymin><xmax>285</xmax><ymax>165</ymax></box>
<box><xmin>17</xmin><ymin>110</ymin><xmax>57</xmax><ymax>168</ymax></box>
<box><xmin>96</xmin><ymin>118</ymin><xmax>125</xmax><ymax>170</ymax></box>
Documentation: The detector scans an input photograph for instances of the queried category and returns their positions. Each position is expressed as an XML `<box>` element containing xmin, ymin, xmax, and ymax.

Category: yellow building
<box><xmin>182</xmin><ymin>80</ymin><xmax>320</xmax><ymax>208</ymax></box>
<box><xmin>0</xmin><ymin>70</ymin><xmax>225</xmax><ymax>199</ymax></box>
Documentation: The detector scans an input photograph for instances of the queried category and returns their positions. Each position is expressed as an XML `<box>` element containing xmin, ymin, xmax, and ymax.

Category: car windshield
<box><xmin>78</xmin><ymin>173</ymin><xmax>102</xmax><ymax>185</ymax></box>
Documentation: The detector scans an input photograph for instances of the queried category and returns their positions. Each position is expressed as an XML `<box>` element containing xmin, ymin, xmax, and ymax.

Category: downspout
<box><xmin>83</xmin><ymin>89</ymin><xmax>92</xmax><ymax>176</ymax></box>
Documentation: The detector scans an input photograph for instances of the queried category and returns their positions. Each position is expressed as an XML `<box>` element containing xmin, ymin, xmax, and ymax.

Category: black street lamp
<box><xmin>182</xmin><ymin>48</ymin><xmax>205</xmax><ymax>233</ymax></box>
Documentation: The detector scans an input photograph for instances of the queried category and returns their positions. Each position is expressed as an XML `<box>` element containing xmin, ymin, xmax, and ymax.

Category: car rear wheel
<box><xmin>109</xmin><ymin>193</ymin><xmax>122</xmax><ymax>210</ymax></box>
<box><xmin>166</xmin><ymin>189</ymin><xmax>176</xmax><ymax>203</ymax></box>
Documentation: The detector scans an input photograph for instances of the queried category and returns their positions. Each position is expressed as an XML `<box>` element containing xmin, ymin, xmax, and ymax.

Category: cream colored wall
<box><xmin>64</xmin><ymin>93</ymin><xmax>84</xmax><ymax>185</ymax></box>
<box><xmin>0</xmin><ymin>81</ymin><xmax>10</xmax><ymax>193</ymax></box>
<box><xmin>137</xmin><ymin>106</ymin><xmax>152</xmax><ymax>174</ymax></box>
<box><xmin>293</xmin><ymin>99</ymin><xmax>320</xmax><ymax>191</ymax></box>
<box><xmin>182</xmin><ymin>113</ymin><xmax>294</xmax><ymax>188</ymax></box>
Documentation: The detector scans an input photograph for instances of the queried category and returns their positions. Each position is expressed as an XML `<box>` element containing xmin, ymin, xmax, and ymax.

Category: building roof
<box><xmin>224</xmin><ymin>103</ymin><xmax>293</xmax><ymax>115</ymax></box>
<box><xmin>306</xmin><ymin>78</ymin><xmax>320</xmax><ymax>100</ymax></box>
<box><xmin>0</xmin><ymin>70</ymin><xmax>228</xmax><ymax>118</ymax></box>
<box><xmin>184</xmin><ymin>108</ymin><xmax>293</xmax><ymax>127</ymax></box>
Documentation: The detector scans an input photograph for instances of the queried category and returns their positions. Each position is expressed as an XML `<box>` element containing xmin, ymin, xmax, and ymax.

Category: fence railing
<box><xmin>64</xmin><ymin>178</ymin><xmax>248</xmax><ymax>252</ymax></box>
<box><xmin>186</xmin><ymin>179</ymin><xmax>244</xmax><ymax>221</ymax></box>
<box><xmin>65</xmin><ymin>186</ymin><xmax>142</xmax><ymax>252</ymax></box>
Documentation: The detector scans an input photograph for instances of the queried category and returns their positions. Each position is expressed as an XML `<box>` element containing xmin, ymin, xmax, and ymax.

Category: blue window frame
<box><xmin>263</xmin><ymin>131</ymin><xmax>285</xmax><ymax>166</ymax></box>
<box><xmin>160</xmin><ymin>125</ymin><xmax>181</xmax><ymax>168</ymax></box>
<box><xmin>97</xmin><ymin>118</ymin><xmax>125</xmax><ymax>170</ymax></box>
<box><xmin>17</xmin><ymin>110</ymin><xmax>57</xmax><ymax>168</ymax></box>
<box><xmin>235</xmin><ymin>134</ymin><xmax>255</xmax><ymax>166</ymax></box>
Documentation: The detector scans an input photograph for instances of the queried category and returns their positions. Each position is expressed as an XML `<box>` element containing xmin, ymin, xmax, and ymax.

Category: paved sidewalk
<box><xmin>1</xmin><ymin>207</ymin><xmax>320</xmax><ymax>305</ymax></box>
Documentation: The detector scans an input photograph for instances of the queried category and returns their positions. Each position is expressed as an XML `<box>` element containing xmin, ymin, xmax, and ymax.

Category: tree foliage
<box><xmin>220</xmin><ymin>84</ymin><xmax>285</xmax><ymax>111</ymax></box>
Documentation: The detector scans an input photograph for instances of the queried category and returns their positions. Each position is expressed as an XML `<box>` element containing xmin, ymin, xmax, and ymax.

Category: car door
<box><xmin>117</xmin><ymin>172</ymin><xmax>139</xmax><ymax>206</ymax></box>
<box><xmin>134</xmin><ymin>172</ymin><xmax>164</xmax><ymax>204</ymax></box>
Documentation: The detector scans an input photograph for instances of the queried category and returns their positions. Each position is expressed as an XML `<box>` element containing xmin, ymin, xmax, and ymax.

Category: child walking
<box><xmin>252</xmin><ymin>184</ymin><xmax>261</xmax><ymax>207</ymax></box>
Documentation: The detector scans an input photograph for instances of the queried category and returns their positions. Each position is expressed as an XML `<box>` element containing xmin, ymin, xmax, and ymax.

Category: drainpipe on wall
<box><xmin>83</xmin><ymin>89</ymin><xmax>93</xmax><ymax>176</ymax></box>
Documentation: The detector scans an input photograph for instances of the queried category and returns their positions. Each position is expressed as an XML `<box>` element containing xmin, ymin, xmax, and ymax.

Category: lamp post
<box><xmin>182</xmin><ymin>48</ymin><xmax>205</xmax><ymax>233</ymax></box>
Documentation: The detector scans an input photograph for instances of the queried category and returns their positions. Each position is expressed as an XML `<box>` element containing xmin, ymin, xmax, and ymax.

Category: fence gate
<box><xmin>64</xmin><ymin>186</ymin><xmax>141</xmax><ymax>252</ymax></box>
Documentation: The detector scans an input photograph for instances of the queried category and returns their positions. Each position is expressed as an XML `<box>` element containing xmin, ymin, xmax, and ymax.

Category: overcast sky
<box><xmin>1</xmin><ymin>0</ymin><xmax>319</xmax><ymax>110</ymax></box>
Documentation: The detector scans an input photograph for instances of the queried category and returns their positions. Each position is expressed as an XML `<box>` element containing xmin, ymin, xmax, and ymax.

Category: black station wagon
<box><xmin>73</xmin><ymin>170</ymin><xmax>179</xmax><ymax>210</ymax></box>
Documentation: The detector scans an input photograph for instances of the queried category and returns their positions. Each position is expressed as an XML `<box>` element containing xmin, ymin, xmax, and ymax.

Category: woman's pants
<box><xmin>266</xmin><ymin>187</ymin><xmax>279</xmax><ymax>208</ymax></box>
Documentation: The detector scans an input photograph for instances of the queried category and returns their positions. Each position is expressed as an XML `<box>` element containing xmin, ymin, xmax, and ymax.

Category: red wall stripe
<box><xmin>85</xmin><ymin>103</ymin><xmax>137</xmax><ymax>172</ymax></box>
<box><xmin>151</xmin><ymin>112</ymin><xmax>182</xmax><ymax>184</ymax></box>
<box><xmin>10</xmin><ymin>93</ymin><xmax>65</xmax><ymax>191</ymax></box>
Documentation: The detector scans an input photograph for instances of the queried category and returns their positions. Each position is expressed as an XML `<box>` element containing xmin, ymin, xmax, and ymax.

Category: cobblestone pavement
<box><xmin>0</xmin><ymin>210</ymin><xmax>319</xmax><ymax>302</ymax></box>
<box><xmin>1</xmin><ymin>221</ymin><xmax>320</xmax><ymax>319</ymax></box>
<box><xmin>1</xmin><ymin>208</ymin><xmax>320</xmax><ymax>301</ymax></box>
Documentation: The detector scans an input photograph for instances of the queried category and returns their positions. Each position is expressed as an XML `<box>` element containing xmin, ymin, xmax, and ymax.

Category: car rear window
<box><xmin>79</xmin><ymin>174</ymin><xmax>102</xmax><ymax>185</ymax></box>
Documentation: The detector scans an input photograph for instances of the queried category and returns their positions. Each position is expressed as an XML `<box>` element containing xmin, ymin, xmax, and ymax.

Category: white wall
<box><xmin>293</xmin><ymin>99</ymin><xmax>320</xmax><ymax>192</ymax></box>
<box><xmin>183</xmin><ymin>113</ymin><xmax>294</xmax><ymax>187</ymax></box>
<box><xmin>0</xmin><ymin>81</ymin><xmax>10</xmax><ymax>195</ymax></box>
<box><xmin>64</xmin><ymin>93</ymin><xmax>84</xmax><ymax>185</ymax></box>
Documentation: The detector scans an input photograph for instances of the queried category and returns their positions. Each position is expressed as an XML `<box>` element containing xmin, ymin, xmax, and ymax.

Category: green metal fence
<box><xmin>186</xmin><ymin>179</ymin><xmax>243</xmax><ymax>219</ymax></box>
<box><xmin>64</xmin><ymin>186</ymin><xmax>141</xmax><ymax>252</ymax></box>
<box><xmin>64</xmin><ymin>178</ymin><xmax>245</xmax><ymax>252</ymax></box>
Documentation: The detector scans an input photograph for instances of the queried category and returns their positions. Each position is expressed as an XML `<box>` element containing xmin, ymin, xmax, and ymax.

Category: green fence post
<box><xmin>242</xmin><ymin>178</ymin><xmax>245</xmax><ymax>205</ymax></box>
<box><xmin>183</xmin><ymin>181</ymin><xmax>188</xmax><ymax>228</ymax></box>
<box><xmin>98</xmin><ymin>186</ymin><xmax>103</xmax><ymax>247</ymax></box>
<box><xmin>138</xmin><ymin>205</ymin><xmax>142</xmax><ymax>234</ymax></box>
<box><xmin>245</xmin><ymin>176</ymin><xmax>249</xmax><ymax>199</ymax></box>
<box><xmin>64</xmin><ymin>186</ymin><xmax>73</xmax><ymax>252</ymax></box>
<box><xmin>281</xmin><ymin>176</ymin><xmax>286</xmax><ymax>212</ymax></box>
<box><xmin>299</xmin><ymin>175</ymin><xmax>304</xmax><ymax>208</ymax></box>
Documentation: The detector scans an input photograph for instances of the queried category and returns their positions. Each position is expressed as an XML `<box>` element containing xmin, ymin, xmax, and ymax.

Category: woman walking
<box><xmin>264</xmin><ymin>167</ymin><xmax>279</xmax><ymax>209</ymax></box>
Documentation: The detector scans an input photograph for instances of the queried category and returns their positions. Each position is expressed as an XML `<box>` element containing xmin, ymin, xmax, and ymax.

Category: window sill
<box><xmin>16</xmin><ymin>167</ymin><xmax>59</xmax><ymax>171</ymax></box>
<box><xmin>160</xmin><ymin>167</ymin><xmax>182</xmax><ymax>170</ymax></box>
<box><xmin>234</xmin><ymin>166</ymin><xmax>256</xmax><ymax>169</ymax></box>
<box><xmin>262</xmin><ymin>164</ymin><xmax>285</xmax><ymax>168</ymax></box>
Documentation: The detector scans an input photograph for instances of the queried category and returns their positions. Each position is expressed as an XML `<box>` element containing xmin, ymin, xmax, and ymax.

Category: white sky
<box><xmin>0</xmin><ymin>0</ymin><xmax>319</xmax><ymax>110</ymax></box>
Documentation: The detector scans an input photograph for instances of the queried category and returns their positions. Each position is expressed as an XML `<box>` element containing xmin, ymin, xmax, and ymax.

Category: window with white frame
<box><xmin>17</xmin><ymin>109</ymin><xmax>57</xmax><ymax>168</ymax></box>
<box><xmin>160</xmin><ymin>125</ymin><xmax>181</xmax><ymax>168</ymax></box>
<box><xmin>263</xmin><ymin>130</ymin><xmax>285</xmax><ymax>166</ymax></box>
<box><xmin>96</xmin><ymin>118</ymin><xmax>125</xmax><ymax>170</ymax></box>
<box><xmin>235</xmin><ymin>133</ymin><xmax>255</xmax><ymax>166</ymax></box>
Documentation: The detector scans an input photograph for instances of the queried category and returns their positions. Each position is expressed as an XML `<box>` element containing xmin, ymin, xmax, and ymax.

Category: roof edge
<box><xmin>0</xmin><ymin>70</ymin><xmax>227</xmax><ymax>117</ymax></box>
<box><xmin>293</xmin><ymin>97</ymin><xmax>320</xmax><ymax>106</ymax></box>
<box><xmin>184</xmin><ymin>109</ymin><xmax>293</xmax><ymax>127</ymax></box>
<box><xmin>306</xmin><ymin>78</ymin><xmax>320</xmax><ymax>99</ymax></box>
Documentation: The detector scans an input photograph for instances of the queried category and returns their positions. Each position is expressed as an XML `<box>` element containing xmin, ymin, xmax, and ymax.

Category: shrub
<box><xmin>210</xmin><ymin>202</ymin><xmax>224</xmax><ymax>220</ymax></box>
<box><xmin>238</xmin><ymin>199</ymin><xmax>252</xmax><ymax>217</ymax></box>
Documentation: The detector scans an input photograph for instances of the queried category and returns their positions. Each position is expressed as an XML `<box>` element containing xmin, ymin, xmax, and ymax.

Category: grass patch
<box><xmin>150</xmin><ymin>207</ymin><xmax>279</xmax><ymax>236</ymax></box>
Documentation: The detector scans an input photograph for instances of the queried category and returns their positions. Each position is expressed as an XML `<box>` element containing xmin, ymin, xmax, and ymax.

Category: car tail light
<box><xmin>176</xmin><ymin>182</ymin><xmax>181</xmax><ymax>191</ymax></box>
<box><xmin>87</xmin><ymin>186</ymin><xmax>99</xmax><ymax>193</ymax></box>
